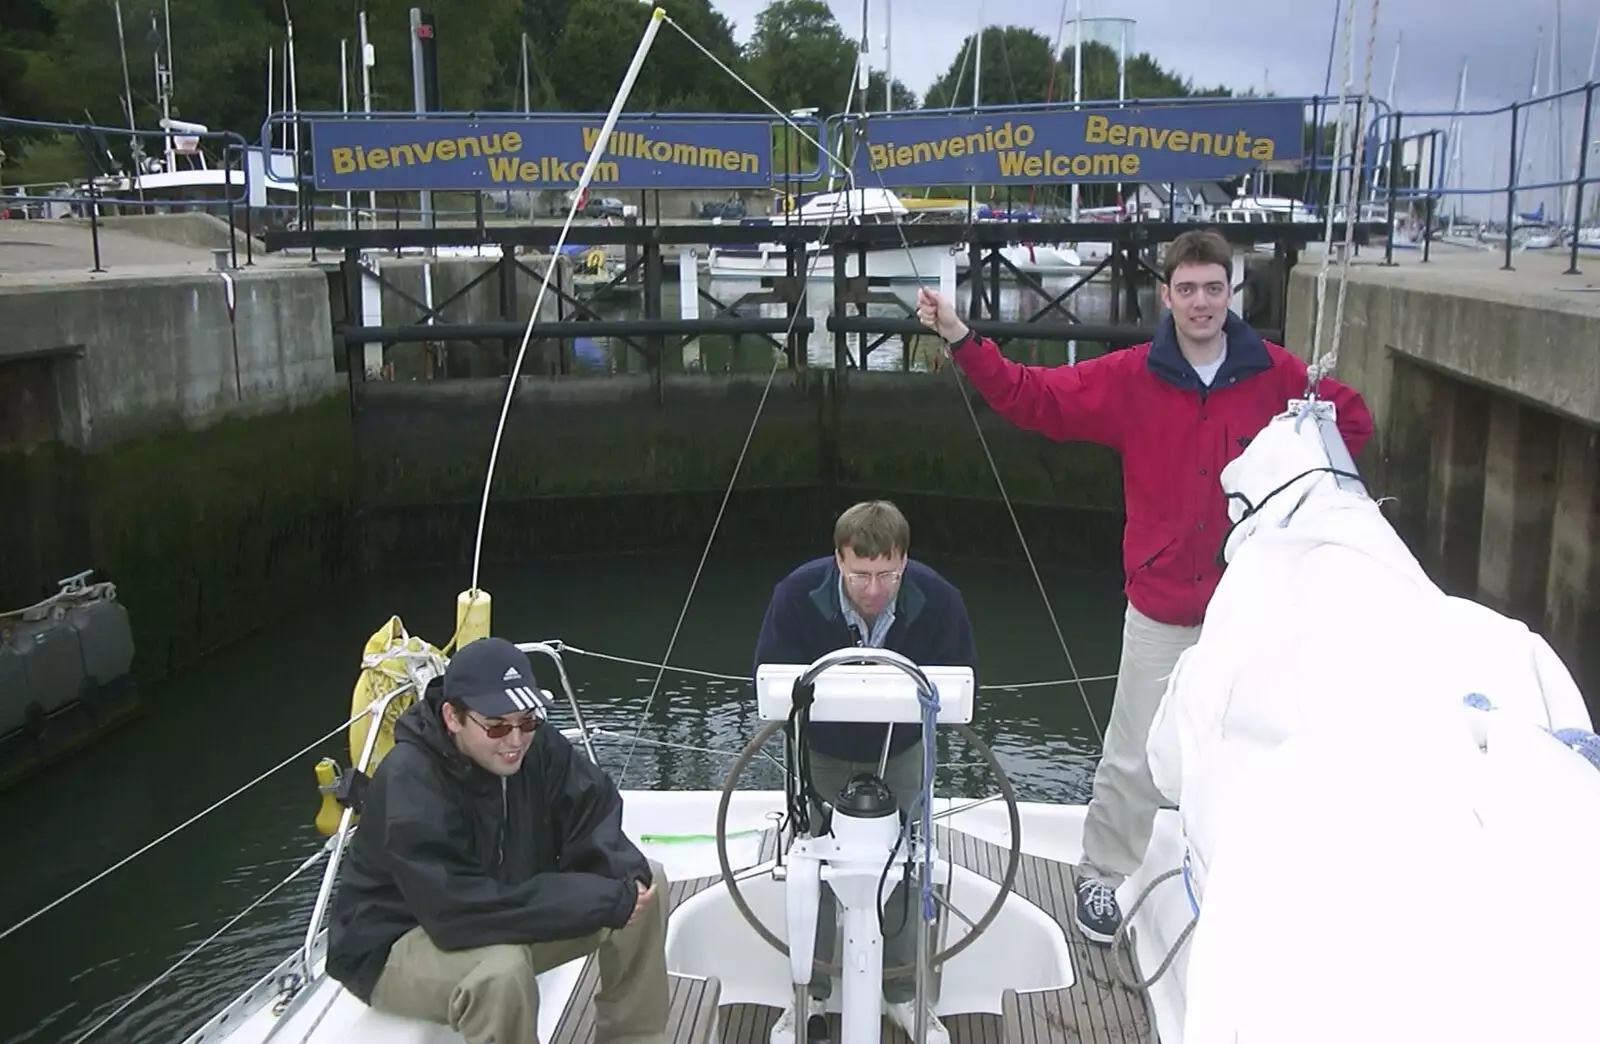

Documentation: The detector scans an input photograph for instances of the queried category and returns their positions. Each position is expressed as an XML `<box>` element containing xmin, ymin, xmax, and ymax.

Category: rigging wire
<box><xmin>851</xmin><ymin>132</ymin><xmax>1107</xmax><ymax>742</ymax></box>
<box><xmin>468</xmin><ymin>11</ymin><xmax>669</xmax><ymax>594</ymax></box>
<box><xmin>70</xmin><ymin>842</ymin><xmax>332</xmax><ymax>1044</ymax></box>
<box><xmin>613</xmin><ymin>16</ymin><xmax>866</xmax><ymax>787</ymax></box>
<box><xmin>609</xmin><ymin>13</ymin><xmax>1110</xmax><ymax>749</ymax></box>
<box><xmin>1307</xmin><ymin>0</ymin><xmax>1382</xmax><ymax>391</ymax></box>
<box><xmin>0</xmin><ymin>707</ymin><xmax>368</xmax><ymax>944</ymax></box>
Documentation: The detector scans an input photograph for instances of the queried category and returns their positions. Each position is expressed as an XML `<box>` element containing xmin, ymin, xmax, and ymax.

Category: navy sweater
<box><xmin>751</xmin><ymin>556</ymin><xmax>978</xmax><ymax>762</ymax></box>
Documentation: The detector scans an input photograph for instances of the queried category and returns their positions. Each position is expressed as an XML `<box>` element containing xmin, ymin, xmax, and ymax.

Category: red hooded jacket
<box><xmin>947</xmin><ymin>314</ymin><xmax>1374</xmax><ymax>627</ymax></box>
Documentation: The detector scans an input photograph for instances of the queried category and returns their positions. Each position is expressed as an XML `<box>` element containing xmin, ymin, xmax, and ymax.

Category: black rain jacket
<box><xmin>325</xmin><ymin>689</ymin><xmax>652</xmax><ymax>1003</ymax></box>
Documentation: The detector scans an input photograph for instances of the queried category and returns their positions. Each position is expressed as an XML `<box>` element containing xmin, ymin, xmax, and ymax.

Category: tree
<box><xmin>633</xmin><ymin>0</ymin><xmax>749</xmax><ymax>113</ymax></box>
<box><xmin>865</xmin><ymin>70</ymin><xmax>916</xmax><ymax>111</ymax></box>
<box><xmin>923</xmin><ymin>26</ymin><xmax>1057</xmax><ymax>109</ymax></box>
<box><xmin>742</xmin><ymin>0</ymin><xmax>854</xmax><ymax>117</ymax></box>
<box><xmin>0</xmin><ymin>0</ymin><xmax>1252</xmax><ymax>188</ymax></box>
<box><xmin>923</xmin><ymin>30</ymin><xmax>1235</xmax><ymax>110</ymax></box>
<box><xmin>548</xmin><ymin>0</ymin><xmax>653</xmax><ymax>111</ymax></box>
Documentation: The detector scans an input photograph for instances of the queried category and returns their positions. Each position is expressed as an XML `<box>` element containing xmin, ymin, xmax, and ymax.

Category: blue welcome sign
<box><xmin>850</xmin><ymin>100</ymin><xmax>1306</xmax><ymax>186</ymax></box>
<box><xmin>309</xmin><ymin>115</ymin><xmax>778</xmax><ymax>191</ymax></box>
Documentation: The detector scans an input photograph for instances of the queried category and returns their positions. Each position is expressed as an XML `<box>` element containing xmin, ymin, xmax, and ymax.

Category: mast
<box><xmin>1071</xmin><ymin>0</ymin><xmax>1082</xmax><ymax>221</ymax></box>
<box><xmin>1444</xmin><ymin>59</ymin><xmax>1467</xmax><ymax>227</ymax></box>
<box><xmin>1375</xmin><ymin>31</ymin><xmax>1401</xmax><ymax>207</ymax></box>
<box><xmin>1549</xmin><ymin>0</ymin><xmax>1563</xmax><ymax>221</ymax></box>
<box><xmin>112</xmin><ymin>0</ymin><xmax>142</xmax><ymax>180</ymax></box>
<box><xmin>856</xmin><ymin>0</ymin><xmax>869</xmax><ymax>212</ymax></box>
<box><xmin>285</xmin><ymin>2</ymin><xmax>300</xmax><ymax>172</ymax></box>
<box><xmin>163</xmin><ymin>0</ymin><xmax>174</xmax><ymax>99</ymax></box>
<box><xmin>1521</xmin><ymin>28</ymin><xmax>1541</xmax><ymax>191</ymax></box>
<box><xmin>970</xmin><ymin>20</ymin><xmax>982</xmax><ymax>211</ymax></box>
<box><xmin>520</xmin><ymin>33</ymin><xmax>531</xmax><ymax>111</ymax></box>
<box><xmin>359</xmin><ymin>9</ymin><xmax>375</xmax><ymax>220</ymax></box>
<box><xmin>149</xmin><ymin>12</ymin><xmax>173</xmax><ymax>173</ymax></box>
<box><xmin>884</xmin><ymin>0</ymin><xmax>893</xmax><ymax>112</ymax></box>
<box><xmin>341</xmin><ymin>38</ymin><xmax>351</xmax><ymax>228</ymax></box>
<box><xmin>1569</xmin><ymin>16</ymin><xmax>1600</xmax><ymax>229</ymax></box>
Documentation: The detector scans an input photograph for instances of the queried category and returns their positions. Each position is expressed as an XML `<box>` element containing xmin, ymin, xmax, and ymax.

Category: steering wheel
<box><xmin>715</xmin><ymin>718</ymin><xmax>1023</xmax><ymax>981</ymax></box>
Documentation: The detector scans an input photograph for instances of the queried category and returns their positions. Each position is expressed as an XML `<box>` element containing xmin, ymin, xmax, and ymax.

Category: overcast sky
<box><xmin>708</xmin><ymin>0</ymin><xmax>1599</xmax><ymax>218</ymax></box>
<box><xmin>714</xmin><ymin>0</ymin><xmax>1597</xmax><ymax>110</ymax></box>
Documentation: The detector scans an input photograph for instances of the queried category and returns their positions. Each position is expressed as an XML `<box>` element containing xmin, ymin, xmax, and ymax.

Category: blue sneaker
<box><xmin>1074</xmin><ymin>876</ymin><xmax>1122</xmax><ymax>944</ymax></box>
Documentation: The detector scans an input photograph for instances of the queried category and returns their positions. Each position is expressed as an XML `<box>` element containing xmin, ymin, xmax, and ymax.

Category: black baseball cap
<box><xmin>441</xmin><ymin>637</ymin><xmax>550</xmax><ymax>719</ymax></box>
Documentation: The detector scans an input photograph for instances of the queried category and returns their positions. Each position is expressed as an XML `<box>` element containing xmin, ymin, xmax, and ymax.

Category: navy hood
<box><xmin>1146</xmin><ymin>311</ymin><xmax>1274</xmax><ymax>393</ymax></box>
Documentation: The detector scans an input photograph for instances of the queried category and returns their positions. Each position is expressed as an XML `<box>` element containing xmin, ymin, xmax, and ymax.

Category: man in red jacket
<box><xmin>916</xmin><ymin>228</ymin><xmax>1373</xmax><ymax>945</ymax></box>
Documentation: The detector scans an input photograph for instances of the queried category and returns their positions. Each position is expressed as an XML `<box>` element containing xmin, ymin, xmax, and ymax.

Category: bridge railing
<box><xmin>1369</xmin><ymin>78</ymin><xmax>1598</xmax><ymax>272</ymax></box>
<box><xmin>0</xmin><ymin>114</ymin><xmax>257</xmax><ymax>271</ymax></box>
<box><xmin>4</xmin><ymin>84</ymin><xmax>1597</xmax><ymax>274</ymax></box>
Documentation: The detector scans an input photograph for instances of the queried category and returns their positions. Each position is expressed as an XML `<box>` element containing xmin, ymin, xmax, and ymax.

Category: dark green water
<box><xmin>0</xmin><ymin>543</ymin><xmax>1126</xmax><ymax>1044</ymax></box>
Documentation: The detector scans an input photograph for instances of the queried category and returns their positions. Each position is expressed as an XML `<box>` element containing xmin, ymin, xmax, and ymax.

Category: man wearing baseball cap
<box><xmin>327</xmin><ymin>636</ymin><xmax>670</xmax><ymax>1044</ymax></box>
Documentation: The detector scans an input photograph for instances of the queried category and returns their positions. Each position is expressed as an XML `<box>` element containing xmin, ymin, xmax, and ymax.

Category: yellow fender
<box><xmin>348</xmin><ymin>615</ymin><xmax>447</xmax><ymax>771</ymax></box>
<box><xmin>319</xmin><ymin>592</ymin><xmax>487</xmax><ymax>835</ymax></box>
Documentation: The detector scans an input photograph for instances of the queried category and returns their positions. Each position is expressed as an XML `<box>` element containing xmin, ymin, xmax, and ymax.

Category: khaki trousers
<box><xmin>1077</xmin><ymin>605</ymin><xmax>1201</xmax><ymax>888</ymax></box>
<box><xmin>370</xmin><ymin>860</ymin><xmax>671</xmax><ymax>1044</ymax></box>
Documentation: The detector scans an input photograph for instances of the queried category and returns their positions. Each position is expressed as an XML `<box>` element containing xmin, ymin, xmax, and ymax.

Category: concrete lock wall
<box><xmin>1</xmin><ymin>268</ymin><xmax>340</xmax><ymax>448</ymax></box>
<box><xmin>1286</xmin><ymin>264</ymin><xmax>1600</xmax><ymax>708</ymax></box>
<box><xmin>9</xmin><ymin>241</ymin><xmax>1594</xmax><ymax>704</ymax></box>
<box><xmin>351</xmin><ymin>370</ymin><xmax>1127</xmax><ymax>572</ymax></box>
<box><xmin>0</xmin><ymin>269</ymin><xmax>354</xmax><ymax>681</ymax></box>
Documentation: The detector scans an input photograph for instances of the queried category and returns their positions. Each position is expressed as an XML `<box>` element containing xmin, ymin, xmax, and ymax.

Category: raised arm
<box><xmin>917</xmin><ymin>288</ymin><xmax>1129</xmax><ymax>450</ymax></box>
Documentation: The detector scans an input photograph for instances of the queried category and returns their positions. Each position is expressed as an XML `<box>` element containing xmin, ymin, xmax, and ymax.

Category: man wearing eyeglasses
<box><xmin>916</xmin><ymin>228</ymin><xmax>1373</xmax><ymax>948</ymax></box>
<box><xmin>754</xmin><ymin>500</ymin><xmax>976</xmax><ymax>1044</ymax></box>
<box><xmin>326</xmin><ymin>636</ymin><xmax>669</xmax><ymax>1044</ymax></box>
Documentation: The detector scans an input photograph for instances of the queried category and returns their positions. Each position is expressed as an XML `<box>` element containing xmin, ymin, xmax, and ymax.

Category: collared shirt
<box><xmin>838</xmin><ymin>571</ymin><xmax>896</xmax><ymax>648</ymax></box>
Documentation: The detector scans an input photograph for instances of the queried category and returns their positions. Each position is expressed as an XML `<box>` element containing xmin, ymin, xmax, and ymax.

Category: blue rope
<box><xmin>1181</xmin><ymin>848</ymin><xmax>1200</xmax><ymax>916</ymax></box>
<box><xmin>918</xmin><ymin>680</ymin><xmax>939</xmax><ymax>922</ymax></box>
<box><xmin>1462</xmin><ymin>693</ymin><xmax>1600</xmax><ymax>772</ymax></box>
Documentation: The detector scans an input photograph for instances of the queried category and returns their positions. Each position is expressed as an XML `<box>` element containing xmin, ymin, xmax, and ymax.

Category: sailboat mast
<box><xmin>970</xmin><ymin>19</ymin><xmax>982</xmax><ymax>210</ymax></box>
<box><xmin>359</xmin><ymin>9</ymin><xmax>375</xmax><ymax>219</ymax></box>
<box><xmin>884</xmin><ymin>0</ymin><xmax>893</xmax><ymax>112</ymax></box>
<box><xmin>1071</xmin><ymin>0</ymin><xmax>1082</xmax><ymax>221</ymax></box>
<box><xmin>1445</xmin><ymin>58</ymin><xmax>1467</xmax><ymax>226</ymax></box>
<box><xmin>1550</xmin><ymin>0</ymin><xmax>1563</xmax><ymax>222</ymax></box>
<box><xmin>150</xmin><ymin>12</ymin><xmax>173</xmax><ymax>173</ymax></box>
<box><xmin>163</xmin><ymin>0</ymin><xmax>174</xmax><ymax>98</ymax></box>
<box><xmin>1377</xmin><ymin>31</ymin><xmax>1401</xmax><ymax>206</ymax></box>
<box><xmin>1521</xmin><ymin>28</ymin><xmax>1541</xmax><ymax>189</ymax></box>
<box><xmin>521</xmin><ymin>33</ymin><xmax>531</xmax><ymax>111</ymax></box>
<box><xmin>1574</xmin><ymin>17</ymin><xmax>1600</xmax><ymax>227</ymax></box>
<box><xmin>285</xmin><ymin>3</ymin><xmax>300</xmax><ymax>170</ymax></box>
<box><xmin>341</xmin><ymin>38</ymin><xmax>352</xmax><ymax>229</ymax></box>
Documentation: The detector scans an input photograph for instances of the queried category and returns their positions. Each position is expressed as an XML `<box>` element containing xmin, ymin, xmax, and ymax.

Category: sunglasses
<box><xmin>469</xmin><ymin>712</ymin><xmax>540</xmax><ymax>739</ymax></box>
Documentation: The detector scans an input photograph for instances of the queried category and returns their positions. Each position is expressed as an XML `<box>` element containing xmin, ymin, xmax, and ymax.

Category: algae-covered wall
<box><xmin>2</xmin><ymin>267</ymin><xmax>354</xmax><ymax>683</ymax></box>
<box><xmin>2</xmin><ymin>396</ymin><xmax>353</xmax><ymax>680</ymax></box>
<box><xmin>352</xmin><ymin>367</ymin><xmax>1126</xmax><ymax>569</ymax></box>
<box><xmin>77</xmin><ymin>394</ymin><xmax>355</xmax><ymax>678</ymax></box>
<box><xmin>4</xmin><ymin>259</ymin><xmax>1131</xmax><ymax>687</ymax></box>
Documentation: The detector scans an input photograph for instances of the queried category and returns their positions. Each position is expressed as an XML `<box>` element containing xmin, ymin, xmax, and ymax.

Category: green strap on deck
<box><xmin>640</xmin><ymin>828</ymin><xmax>762</xmax><ymax>844</ymax></box>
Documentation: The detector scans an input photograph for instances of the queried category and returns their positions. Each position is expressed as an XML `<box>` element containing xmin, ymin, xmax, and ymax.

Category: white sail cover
<box><xmin>1146</xmin><ymin>402</ymin><xmax>1600</xmax><ymax>1044</ymax></box>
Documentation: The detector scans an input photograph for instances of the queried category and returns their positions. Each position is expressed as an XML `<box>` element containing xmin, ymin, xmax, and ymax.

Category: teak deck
<box><xmin>549</xmin><ymin>826</ymin><xmax>1154</xmax><ymax>1044</ymax></box>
